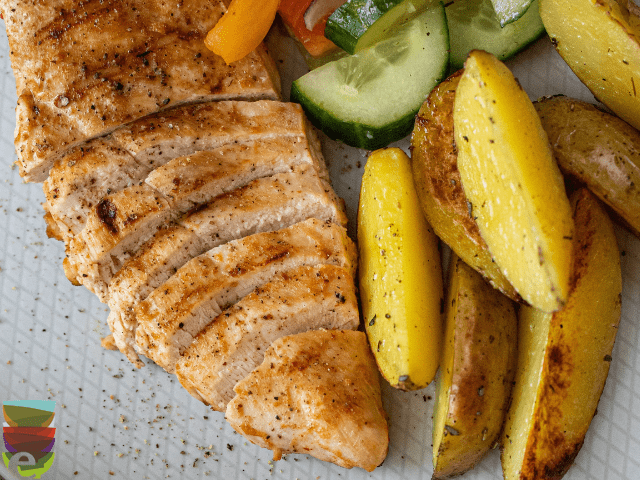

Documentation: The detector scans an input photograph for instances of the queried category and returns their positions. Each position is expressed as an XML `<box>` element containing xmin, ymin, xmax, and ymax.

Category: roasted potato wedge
<box><xmin>358</xmin><ymin>148</ymin><xmax>443</xmax><ymax>390</ymax></box>
<box><xmin>454</xmin><ymin>50</ymin><xmax>574</xmax><ymax>313</ymax></box>
<box><xmin>540</xmin><ymin>0</ymin><xmax>640</xmax><ymax>131</ymax></box>
<box><xmin>411</xmin><ymin>70</ymin><xmax>521</xmax><ymax>302</ymax></box>
<box><xmin>535</xmin><ymin>95</ymin><xmax>640</xmax><ymax>237</ymax></box>
<box><xmin>432</xmin><ymin>254</ymin><xmax>517</xmax><ymax>479</ymax></box>
<box><xmin>501</xmin><ymin>188</ymin><xmax>622</xmax><ymax>480</ymax></box>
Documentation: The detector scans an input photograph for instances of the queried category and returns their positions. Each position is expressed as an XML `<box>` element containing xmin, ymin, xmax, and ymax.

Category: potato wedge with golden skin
<box><xmin>432</xmin><ymin>254</ymin><xmax>517</xmax><ymax>479</ymax></box>
<box><xmin>501</xmin><ymin>188</ymin><xmax>622</xmax><ymax>480</ymax></box>
<box><xmin>358</xmin><ymin>148</ymin><xmax>443</xmax><ymax>390</ymax></box>
<box><xmin>535</xmin><ymin>95</ymin><xmax>640</xmax><ymax>238</ymax></box>
<box><xmin>454</xmin><ymin>50</ymin><xmax>573</xmax><ymax>313</ymax></box>
<box><xmin>411</xmin><ymin>71</ymin><xmax>521</xmax><ymax>302</ymax></box>
<box><xmin>540</xmin><ymin>0</ymin><xmax>640</xmax><ymax>131</ymax></box>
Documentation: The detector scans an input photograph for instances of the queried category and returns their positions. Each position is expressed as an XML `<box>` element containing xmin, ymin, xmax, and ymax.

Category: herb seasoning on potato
<box><xmin>411</xmin><ymin>69</ymin><xmax>521</xmax><ymax>302</ymax></box>
<box><xmin>358</xmin><ymin>148</ymin><xmax>443</xmax><ymax>390</ymax></box>
<box><xmin>453</xmin><ymin>50</ymin><xmax>574</xmax><ymax>313</ymax></box>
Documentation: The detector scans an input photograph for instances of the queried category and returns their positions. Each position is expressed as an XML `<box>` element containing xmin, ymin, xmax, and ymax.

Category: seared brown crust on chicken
<box><xmin>134</xmin><ymin>218</ymin><xmax>357</xmax><ymax>372</ymax></box>
<box><xmin>1</xmin><ymin>0</ymin><xmax>280</xmax><ymax>182</ymax></box>
<box><xmin>176</xmin><ymin>264</ymin><xmax>359</xmax><ymax>411</ymax></box>
<box><xmin>106</xmin><ymin>169</ymin><xmax>348</xmax><ymax>365</ymax></box>
<box><xmin>226</xmin><ymin>330</ymin><xmax>389</xmax><ymax>471</ymax></box>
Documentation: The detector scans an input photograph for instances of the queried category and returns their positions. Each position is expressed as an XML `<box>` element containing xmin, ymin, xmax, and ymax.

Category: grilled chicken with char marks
<box><xmin>67</xmin><ymin>135</ymin><xmax>328</xmax><ymax>261</ymax></box>
<box><xmin>1</xmin><ymin>0</ymin><xmax>280</xmax><ymax>181</ymax></box>
<box><xmin>108</xmin><ymin>101</ymin><xmax>314</xmax><ymax>172</ymax></box>
<box><xmin>108</xmin><ymin>225</ymin><xmax>203</xmax><ymax>367</ymax></box>
<box><xmin>43</xmin><ymin>141</ymin><xmax>150</xmax><ymax>240</ymax></box>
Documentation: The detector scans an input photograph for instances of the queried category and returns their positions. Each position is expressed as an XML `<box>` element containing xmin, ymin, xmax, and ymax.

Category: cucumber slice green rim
<box><xmin>325</xmin><ymin>0</ymin><xmax>428</xmax><ymax>55</ymax></box>
<box><xmin>447</xmin><ymin>0</ymin><xmax>545</xmax><ymax>70</ymax></box>
<box><xmin>490</xmin><ymin>0</ymin><xmax>534</xmax><ymax>26</ymax></box>
<box><xmin>292</xmin><ymin>3</ymin><xmax>449</xmax><ymax>150</ymax></box>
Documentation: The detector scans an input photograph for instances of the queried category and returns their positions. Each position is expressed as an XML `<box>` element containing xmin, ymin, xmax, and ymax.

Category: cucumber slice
<box><xmin>301</xmin><ymin>45</ymin><xmax>349</xmax><ymax>70</ymax></box>
<box><xmin>447</xmin><ymin>0</ymin><xmax>544</xmax><ymax>70</ymax></box>
<box><xmin>292</xmin><ymin>3</ymin><xmax>449</xmax><ymax>150</ymax></box>
<box><xmin>490</xmin><ymin>0</ymin><xmax>534</xmax><ymax>26</ymax></box>
<box><xmin>325</xmin><ymin>0</ymin><xmax>427</xmax><ymax>54</ymax></box>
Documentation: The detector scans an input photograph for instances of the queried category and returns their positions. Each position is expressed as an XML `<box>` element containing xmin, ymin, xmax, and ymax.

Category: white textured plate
<box><xmin>1</xmin><ymin>17</ymin><xmax>640</xmax><ymax>480</ymax></box>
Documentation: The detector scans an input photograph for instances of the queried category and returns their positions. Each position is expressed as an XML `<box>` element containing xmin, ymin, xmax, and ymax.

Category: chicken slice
<box><xmin>109</xmin><ymin>101</ymin><xmax>311</xmax><ymax>172</ymax></box>
<box><xmin>69</xmin><ymin>183</ymin><xmax>172</xmax><ymax>286</ymax></box>
<box><xmin>176</xmin><ymin>264</ymin><xmax>358</xmax><ymax>411</ymax></box>
<box><xmin>134</xmin><ymin>218</ymin><xmax>357</xmax><ymax>373</ymax></box>
<box><xmin>43</xmin><ymin>139</ymin><xmax>150</xmax><ymax>240</ymax></box>
<box><xmin>178</xmin><ymin>170</ymin><xmax>346</xmax><ymax>244</ymax></box>
<box><xmin>2</xmin><ymin>0</ymin><xmax>280</xmax><ymax>182</ymax></box>
<box><xmin>43</xmin><ymin>101</ymin><xmax>319</xmax><ymax>239</ymax></box>
<box><xmin>226</xmin><ymin>330</ymin><xmax>389</xmax><ymax>472</ymax></box>
<box><xmin>69</xmin><ymin>164</ymin><xmax>345</xmax><ymax>299</ymax></box>
<box><xmin>146</xmin><ymin>137</ymin><xmax>327</xmax><ymax>209</ymax></box>
<box><xmin>107</xmin><ymin>171</ymin><xmax>347</xmax><ymax>365</ymax></box>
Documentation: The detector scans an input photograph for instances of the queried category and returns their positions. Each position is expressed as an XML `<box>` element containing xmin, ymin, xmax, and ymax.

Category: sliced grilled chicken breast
<box><xmin>2</xmin><ymin>0</ymin><xmax>280</xmax><ymax>182</ymax></box>
<box><xmin>107</xmin><ymin>171</ymin><xmax>347</xmax><ymax>365</ymax></box>
<box><xmin>226</xmin><ymin>330</ymin><xmax>389</xmax><ymax>472</ymax></box>
<box><xmin>107</xmin><ymin>225</ymin><xmax>204</xmax><ymax>367</ymax></box>
<box><xmin>178</xmin><ymin>172</ymin><xmax>345</xmax><ymax>242</ymax></box>
<box><xmin>43</xmin><ymin>101</ymin><xmax>318</xmax><ymax>242</ymax></box>
<box><xmin>69</xmin><ymin>164</ymin><xmax>345</xmax><ymax>298</ymax></box>
<box><xmin>134</xmin><ymin>219</ymin><xmax>357</xmax><ymax>373</ymax></box>
<box><xmin>176</xmin><ymin>265</ymin><xmax>358</xmax><ymax>411</ymax></box>
<box><xmin>47</xmin><ymin>134</ymin><xmax>327</xmax><ymax>240</ymax></box>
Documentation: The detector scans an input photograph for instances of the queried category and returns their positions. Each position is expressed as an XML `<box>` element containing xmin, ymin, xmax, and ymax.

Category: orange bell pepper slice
<box><xmin>205</xmin><ymin>0</ymin><xmax>281</xmax><ymax>64</ymax></box>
